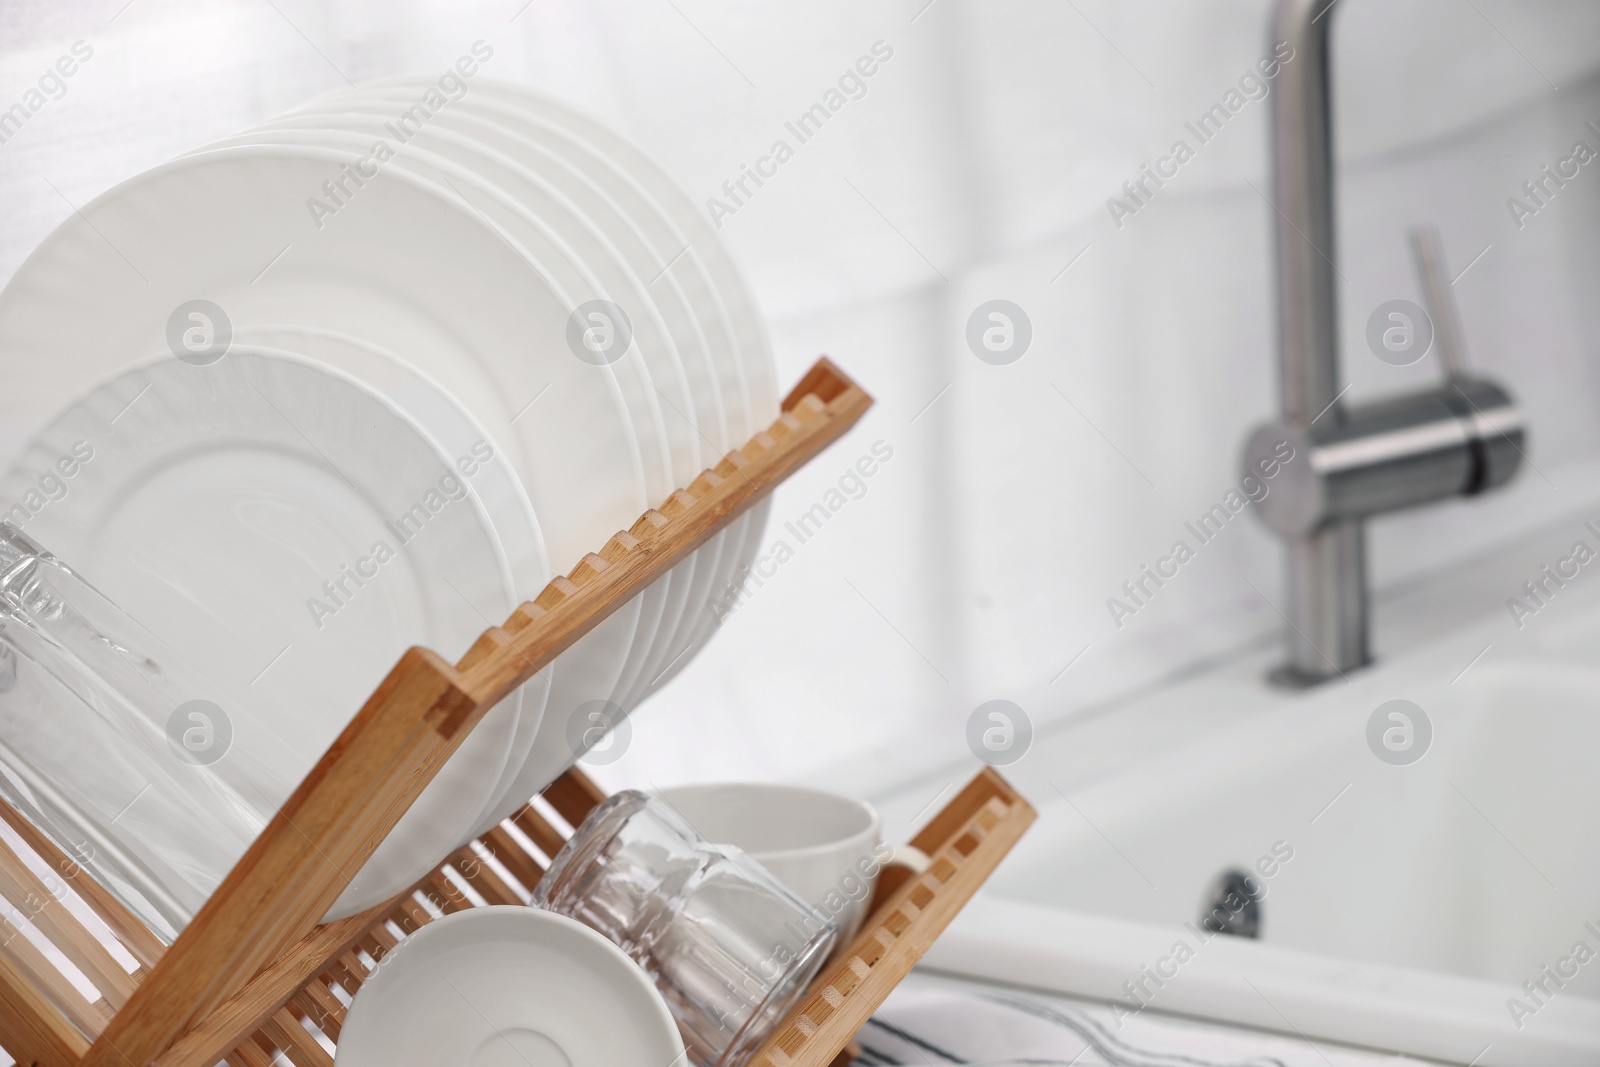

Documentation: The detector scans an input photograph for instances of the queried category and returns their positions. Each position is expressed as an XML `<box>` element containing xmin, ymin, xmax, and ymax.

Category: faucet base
<box><xmin>1275</xmin><ymin>520</ymin><xmax>1370</xmax><ymax>684</ymax></box>
<box><xmin>1266</xmin><ymin>662</ymin><xmax>1366</xmax><ymax>689</ymax></box>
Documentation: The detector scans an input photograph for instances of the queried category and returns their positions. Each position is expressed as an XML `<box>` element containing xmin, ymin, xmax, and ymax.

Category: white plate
<box><xmin>337</xmin><ymin>906</ymin><xmax>687</xmax><ymax>1067</ymax></box>
<box><xmin>204</xmin><ymin>116</ymin><xmax>683</xmax><ymax>675</ymax></box>
<box><xmin>0</xmin><ymin>142</ymin><xmax>649</xmax><ymax>578</ymax></box>
<box><xmin>239</xmin><ymin>109</ymin><xmax>702</xmax><ymax>490</ymax></box>
<box><xmin>199</xmin><ymin>123</ymin><xmax>679</xmax><ymax>521</ymax></box>
<box><xmin>247</xmin><ymin>97</ymin><xmax>723</xmax><ymax>723</ymax></box>
<box><xmin>233</xmin><ymin>325</ymin><xmax>553</xmax><ymax>829</ymax></box>
<box><xmin>305</xmin><ymin>79</ymin><xmax>782</xmax><ymax>730</ymax></box>
<box><xmin>456</xmin><ymin>81</ymin><xmax>778</xmax><ymax>428</ymax></box>
<box><xmin>290</xmin><ymin>80</ymin><xmax>768</xmax><ymax>712</ymax></box>
<box><xmin>199</xmin><ymin>122</ymin><xmax>677</xmax><ymax>826</ymax></box>
<box><xmin>308</xmin><ymin>85</ymin><xmax>734</xmax><ymax>715</ymax></box>
<box><xmin>0</xmin><ymin>144</ymin><xmax>650</xmax><ymax>847</ymax></box>
<box><xmin>343</xmin><ymin>80</ymin><xmax>779</xmax><ymax>707</ymax></box>
<box><xmin>452</xmin><ymin>81</ymin><xmax>780</xmax><ymax>702</ymax></box>
<box><xmin>291</xmin><ymin>80</ymin><xmax>758</xmax><ymax>429</ymax></box>
<box><xmin>0</xmin><ymin>348</ymin><xmax>518</xmax><ymax>919</ymax></box>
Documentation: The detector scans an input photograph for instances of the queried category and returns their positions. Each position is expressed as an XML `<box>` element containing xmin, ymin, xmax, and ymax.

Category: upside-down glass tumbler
<box><xmin>532</xmin><ymin>790</ymin><xmax>839</xmax><ymax>1067</ymax></box>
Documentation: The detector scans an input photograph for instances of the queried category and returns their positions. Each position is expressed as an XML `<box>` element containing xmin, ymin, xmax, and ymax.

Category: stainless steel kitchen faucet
<box><xmin>1242</xmin><ymin>0</ymin><xmax>1525</xmax><ymax>685</ymax></box>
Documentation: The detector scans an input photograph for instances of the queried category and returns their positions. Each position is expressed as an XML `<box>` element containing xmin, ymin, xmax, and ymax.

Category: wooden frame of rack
<box><xmin>0</xmin><ymin>357</ymin><xmax>1035</xmax><ymax>1067</ymax></box>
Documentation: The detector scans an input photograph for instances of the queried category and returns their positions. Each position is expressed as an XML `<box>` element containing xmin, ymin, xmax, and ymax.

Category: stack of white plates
<box><xmin>0</xmin><ymin>77</ymin><xmax>776</xmax><ymax>927</ymax></box>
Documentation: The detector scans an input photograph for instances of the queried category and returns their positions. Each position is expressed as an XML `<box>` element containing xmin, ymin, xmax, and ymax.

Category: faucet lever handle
<box><xmin>1407</xmin><ymin>225</ymin><xmax>1468</xmax><ymax>381</ymax></box>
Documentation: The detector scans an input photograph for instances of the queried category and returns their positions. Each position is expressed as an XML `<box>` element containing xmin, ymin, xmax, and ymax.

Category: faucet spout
<box><xmin>1250</xmin><ymin>0</ymin><xmax>1524</xmax><ymax>685</ymax></box>
<box><xmin>1272</xmin><ymin>0</ymin><xmax>1342</xmax><ymax>428</ymax></box>
<box><xmin>1269</xmin><ymin>0</ymin><xmax>1369</xmax><ymax>685</ymax></box>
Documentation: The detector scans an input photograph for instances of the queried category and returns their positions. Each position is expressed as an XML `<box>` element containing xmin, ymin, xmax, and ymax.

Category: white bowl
<box><xmin>658</xmin><ymin>782</ymin><xmax>886</xmax><ymax>942</ymax></box>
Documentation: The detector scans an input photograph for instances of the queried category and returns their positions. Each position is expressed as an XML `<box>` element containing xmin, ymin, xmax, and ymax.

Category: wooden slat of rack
<box><xmin>906</xmin><ymin>772</ymin><xmax>1019</xmax><ymax>858</ymax></box>
<box><xmin>0</xmin><ymin>840</ymin><xmax>136</xmax><ymax>1008</ymax></box>
<box><xmin>292</xmin><ymin>982</ymin><xmax>344</xmax><ymax>1040</ymax></box>
<box><xmin>0</xmin><ymin>922</ymin><xmax>109</xmax><ymax>1040</ymax></box>
<box><xmin>207</xmin><ymin>774</ymin><xmax>619</xmax><ymax>1067</ymax></box>
<box><xmin>0</xmin><ymin>947</ymin><xmax>90</xmax><ymax>1065</ymax></box>
<box><xmin>224</xmin><ymin>1036</ymin><xmax>276</xmax><ymax>1067</ymax></box>
<box><xmin>452</xmin><ymin>394</ymin><xmax>869</xmax><ymax>712</ymax></box>
<box><xmin>481</xmin><ymin>825</ymin><xmax>544</xmax><ymax>892</ymax></box>
<box><xmin>510</xmin><ymin>805</ymin><xmax>565</xmax><ymax>861</ymax></box>
<box><xmin>363</xmin><ymin>924</ymin><xmax>398</xmax><ymax>957</ymax></box>
<box><xmin>541</xmin><ymin>771</ymin><xmax>608</xmax><ymax>828</ymax></box>
<box><xmin>0</xmin><ymin>805</ymin><xmax>165</xmax><ymax>971</ymax></box>
<box><xmin>79</xmin><ymin>358</ymin><xmax>873</xmax><ymax>1067</ymax></box>
<box><xmin>258</xmin><ymin>1007</ymin><xmax>332</xmax><ymax>1067</ymax></box>
<box><xmin>323</xmin><ymin>954</ymin><xmax>367</xmax><ymax>999</ymax></box>
<box><xmin>80</xmin><ymin>646</ymin><xmax>473</xmax><ymax>1067</ymax></box>
<box><xmin>747</xmin><ymin>769</ymin><xmax>1035</xmax><ymax>1067</ymax></box>
<box><xmin>151</xmin><ymin>903</ymin><xmax>385</xmax><ymax>1067</ymax></box>
<box><xmin>449</xmin><ymin>849</ymin><xmax>521</xmax><ymax>907</ymax></box>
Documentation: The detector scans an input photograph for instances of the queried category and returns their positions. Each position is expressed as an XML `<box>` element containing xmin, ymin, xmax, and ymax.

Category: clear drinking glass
<box><xmin>532</xmin><ymin>790</ymin><xmax>839</xmax><ymax>1067</ymax></box>
<box><xmin>0</xmin><ymin>523</ymin><xmax>280</xmax><ymax>941</ymax></box>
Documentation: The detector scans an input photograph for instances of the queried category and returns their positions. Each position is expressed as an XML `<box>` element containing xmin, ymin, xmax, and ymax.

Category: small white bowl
<box><xmin>657</xmin><ymin>782</ymin><xmax>887</xmax><ymax>942</ymax></box>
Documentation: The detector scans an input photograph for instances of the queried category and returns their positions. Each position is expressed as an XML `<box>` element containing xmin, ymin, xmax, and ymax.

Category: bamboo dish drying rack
<box><xmin>0</xmin><ymin>358</ymin><xmax>1036</xmax><ymax>1067</ymax></box>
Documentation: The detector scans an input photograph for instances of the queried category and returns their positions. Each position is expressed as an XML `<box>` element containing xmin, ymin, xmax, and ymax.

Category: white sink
<box><xmin>886</xmin><ymin>550</ymin><xmax>1600</xmax><ymax>1065</ymax></box>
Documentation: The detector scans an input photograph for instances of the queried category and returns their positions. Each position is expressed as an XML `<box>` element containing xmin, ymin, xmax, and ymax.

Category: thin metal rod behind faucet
<box><xmin>1408</xmin><ymin>226</ymin><xmax>1468</xmax><ymax>380</ymax></box>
